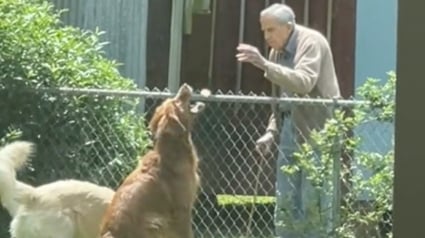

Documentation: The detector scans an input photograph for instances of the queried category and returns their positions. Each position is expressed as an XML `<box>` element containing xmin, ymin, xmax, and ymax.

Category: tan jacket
<box><xmin>264</xmin><ymin>24</ymin><xmax>341</xmax><ymax>142</ymax></box>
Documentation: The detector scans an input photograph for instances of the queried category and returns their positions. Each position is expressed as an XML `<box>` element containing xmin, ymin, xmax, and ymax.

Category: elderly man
<box><xmin>236</xmin><ymin>3</ymin><xmax>341</xmax><ymax>237</ymax></box>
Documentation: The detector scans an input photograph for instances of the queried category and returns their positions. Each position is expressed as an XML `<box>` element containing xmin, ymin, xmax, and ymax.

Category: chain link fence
<box><xmin>0</xmin><ymin>87</ymin><xmax>394</xmax><ymax>238</ymax></box>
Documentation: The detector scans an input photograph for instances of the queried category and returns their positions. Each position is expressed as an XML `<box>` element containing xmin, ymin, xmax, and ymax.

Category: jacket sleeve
<box><xmin>263</xmin><ymin>41</ymin><xmax>322</xmax><ymax>95</ymax></box>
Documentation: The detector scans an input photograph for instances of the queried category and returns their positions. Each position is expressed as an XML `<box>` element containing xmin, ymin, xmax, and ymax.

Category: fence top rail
<box><xmin>33</xmin><ymin>87</ymin><xmax>368</xmax><ymax>107</ymax></box>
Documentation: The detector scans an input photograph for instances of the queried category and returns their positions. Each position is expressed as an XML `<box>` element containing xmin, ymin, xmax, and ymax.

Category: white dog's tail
<box><xmin>0</xmin><ymin>141</ymin><xmax>34</xmax><ymax>171</ymax></box>
<box><xmin>0</xmin><ymin>141</ymin><xmax>36</xmax><ymax>215</ymax></box>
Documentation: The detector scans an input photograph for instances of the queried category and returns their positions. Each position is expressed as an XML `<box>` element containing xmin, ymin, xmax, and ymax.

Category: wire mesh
<box><xmin>0</xmin><ymin>87</ymin><xmax>394</xmax><ymax>238</ymax></box>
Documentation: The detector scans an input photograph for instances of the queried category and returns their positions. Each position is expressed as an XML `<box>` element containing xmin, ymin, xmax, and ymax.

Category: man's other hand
<box><xmin>255</xmin><ymin>131</ymin><xmax>275</xmax><ymax>156</ymax></box>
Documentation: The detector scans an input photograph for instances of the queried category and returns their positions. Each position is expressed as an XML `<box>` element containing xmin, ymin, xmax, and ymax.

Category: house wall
<box><xmin>355</xmin><ymin>0</ymin><xmax>398</xmax><ymax>89</ymax></box>
<box><xmin>50</xmin><ymin>0</ymin><xmax>149</xmax><ymax>88</ymax></box>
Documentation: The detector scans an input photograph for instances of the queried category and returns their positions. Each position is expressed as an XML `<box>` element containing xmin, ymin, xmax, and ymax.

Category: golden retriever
<box><xmin>0</xmin><ymin>141</ymin><xmax>115</xmax><ymax>238</ymax></box>
<box><xmin>100</xmin><ymin>83</ymin><xmax>205</xmax><ymax>238</ymax></box>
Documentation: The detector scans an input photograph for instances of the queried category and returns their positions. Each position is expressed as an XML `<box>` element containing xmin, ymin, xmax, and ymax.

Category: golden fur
<box><xmin>100</xmin><ymin>83</ymin><xmax>205</xmax><ymax>238</ymax></box>
<box><xmin>0</xmin><ymin>141</ymin><xmax>115</xmax><ymax>238</ymax></box>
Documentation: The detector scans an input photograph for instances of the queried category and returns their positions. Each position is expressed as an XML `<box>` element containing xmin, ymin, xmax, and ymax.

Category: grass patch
<box><xmin>194</xmin><ymin>194</ymin><xmax>276</xmax><ymax>237</ymax></box>
<box><xmin>217</xmin><ymin>194</ymin><xmax>275</xmax><ymax>206</ymax></box>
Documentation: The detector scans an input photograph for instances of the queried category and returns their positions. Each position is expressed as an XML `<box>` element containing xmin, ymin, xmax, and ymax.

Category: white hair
<box><xmin>260</xmin><ymin>3</ymin><xmax>296</xmax><ymax>26</ymax></box>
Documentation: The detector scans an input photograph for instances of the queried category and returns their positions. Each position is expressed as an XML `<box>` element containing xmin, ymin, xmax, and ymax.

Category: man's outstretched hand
<box><xmin>236</xmin><ymin>43</ymin><xmax>267</xmax><ymax>70</ymax></box>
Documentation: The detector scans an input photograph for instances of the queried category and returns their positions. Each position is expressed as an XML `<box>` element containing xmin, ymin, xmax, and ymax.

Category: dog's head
<box><xmin>149</xmin><ymin>83</ymin><xmax>206</xmax><ymax>139</ymax></box>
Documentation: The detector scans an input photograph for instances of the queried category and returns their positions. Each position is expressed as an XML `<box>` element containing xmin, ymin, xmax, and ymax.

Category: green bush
<box><xmin>0</xmin><ymin>0</ymin><xmax>151</xmax><ymax>188</ymax></box>
<box><xmin>281</xmin><ymin>72</ymin><xmax>395</xmax><ymax>237</ymax></box>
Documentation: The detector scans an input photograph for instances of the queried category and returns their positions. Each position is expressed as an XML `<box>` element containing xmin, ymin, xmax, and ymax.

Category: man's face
<box><xmin>260</xmin><ymin>16</ymin><xmax>291</xmax><ymax>50</ymax></box>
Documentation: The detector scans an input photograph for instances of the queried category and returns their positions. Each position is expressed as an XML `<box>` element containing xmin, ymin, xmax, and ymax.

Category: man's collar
<box><xmin>283</xmin><ymin>25</ymin><xmax>298</xmax><ymax>56</ymax></box>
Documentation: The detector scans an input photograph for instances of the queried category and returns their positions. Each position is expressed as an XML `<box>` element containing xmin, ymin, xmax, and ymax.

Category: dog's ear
<box><xmin>152</xmin><ymin>111</ymin><xmax>187</xmax><ymax>138</ymax></box>
<box><xmin>148</xmin><ymin>108</ymin><xmax>161</xmax><ymax>135</ymax></box>
<box><xmin>167</xmin><ymin>111</ymin><xmax>187</xmax><ymax>133</ymax></box>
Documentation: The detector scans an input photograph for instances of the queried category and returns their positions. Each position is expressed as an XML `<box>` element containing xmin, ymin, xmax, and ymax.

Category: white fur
<box><xmin>0</xmin><ymin>141</ymin><xmax>115</xmax><ymax>238</ymax></box>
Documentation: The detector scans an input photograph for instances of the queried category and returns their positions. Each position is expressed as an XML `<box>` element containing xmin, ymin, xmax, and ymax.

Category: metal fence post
<box><xmin>168</xmin><ymin>0</ymin><xmax>185</xmax><ymax>92</ymax></box>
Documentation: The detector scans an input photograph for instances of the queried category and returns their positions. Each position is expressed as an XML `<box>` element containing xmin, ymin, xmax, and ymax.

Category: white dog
<box><xmin>0</xmin><ymin>141</ymin><xmax>115</xmax><ymax>238</ymax></box>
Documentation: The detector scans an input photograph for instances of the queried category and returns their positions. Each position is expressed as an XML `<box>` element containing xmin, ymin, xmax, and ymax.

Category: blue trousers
<box><xmin>274</xmin><ymin>114</ymin><xmax>334</xmax><ymax>237</ymax></box>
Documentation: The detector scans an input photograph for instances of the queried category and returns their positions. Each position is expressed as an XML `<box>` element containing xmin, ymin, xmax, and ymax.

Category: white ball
<box><xmin>200</xmin><ymin>88</ymin><xmax>211</xmax><ymax>97</ymax></box>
